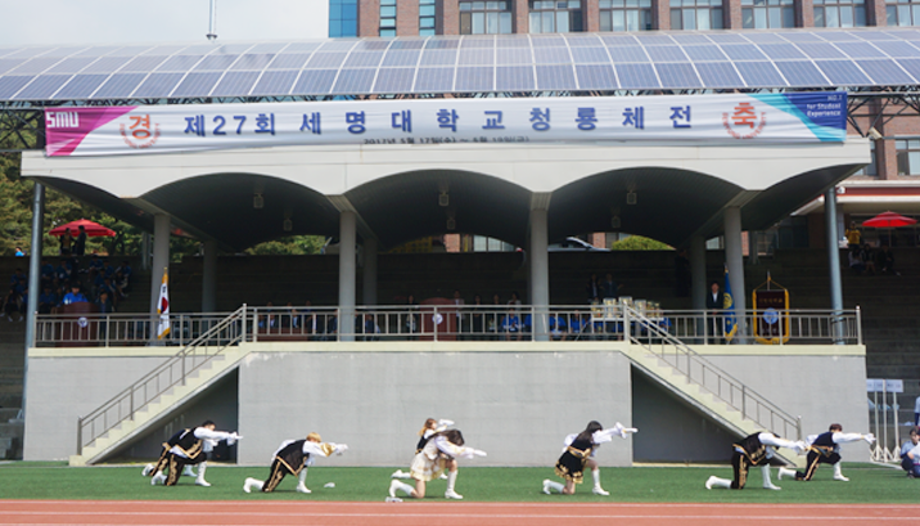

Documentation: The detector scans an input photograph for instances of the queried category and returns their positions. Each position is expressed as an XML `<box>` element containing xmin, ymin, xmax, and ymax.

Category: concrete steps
<box><xmin>69</xmin><ymin>345</ymin><xmax>249</xmax><ymax>466</ymax></box>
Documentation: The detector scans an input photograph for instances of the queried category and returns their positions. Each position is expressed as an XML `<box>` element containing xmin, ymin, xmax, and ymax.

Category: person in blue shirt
<box><xmin>61</xmin><ymin>283</ymin><xmax>88</xmax><ymax>306</ymax></box>
<box><xmin>40</xmin><ymin>260</ymin><xmax>55</xmax><ymax>284</ymax></box>
<box><xmin>901</xmin><ymin>427</ymin><xmax>920</xmax><ymax>478</ymax></box>
<box><xmin>38</xmin><ymin>285</ymin><xmax>58</xmax><ymax>315</ymax></box>
<box><xmin>10</xmin><ymin>268</ymin><xmax>27</xmax><ymax>294</ymax></box>
<box><xmin>55</xmin><ymin>261</ymin><xmax>71</xmax><ymax>284</ymax></box>
<box><xmin>501</xmin><ymin>307</ymin><xmax>521</xmax><ymax>341</ymax></box>
<box><xmin>14</xmin><ymin>247</ymin><xmax>24</xmax><ymax>257</ymax></box>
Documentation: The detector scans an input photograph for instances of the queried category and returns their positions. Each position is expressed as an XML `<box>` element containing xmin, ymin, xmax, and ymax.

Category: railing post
<box><xmin>623</xmin><ymin>305</ymin><xmax>630</xmax><ymax>342</ymax></box>
<box><xmin>702</xmin><ymin>310</ymin><xmax>708</xmax><ymax>345</ymax></box>
<box><xmin>434</xmin><ymin>306</ymin><xmax>439</xmax><ymax>342</ymax></box>
<box><xmin>130</xmin><ymin>388</ymin><xmax>134</xmax><ymax>421</ymax></box>
<box><xmin>856</xmin><ymin>306</ymin><xmax>862</xmax><ymax>346</ymax></box>
<box><xmin>741</xmin><ymin>385</ymin><xmax>747</xmax><ymax>420</ymax></box>
<box><xmin>76</xmin><ymin>417</ymin><xmax>83</xmax><ymax>456</ymax></box>
<box><xmin>241</xmin><ymin>304</ymin><xmax>248</xmax><ymax>342</ymax></box>
<box><xmin>796</xmin><ymin>415</ymin><xmax>802</xmax><ymax>441</ymax></box>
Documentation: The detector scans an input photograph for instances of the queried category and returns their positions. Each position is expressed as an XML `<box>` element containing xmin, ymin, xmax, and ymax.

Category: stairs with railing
<box><xmin>621</xmin><ymin>305</ymin><xmax>803</xmax><ymax>464</ymax></box>
<box><xmin>70</xmin><ymin>306</ymin><xmax>250</xmax><ymax>466</ymax></box>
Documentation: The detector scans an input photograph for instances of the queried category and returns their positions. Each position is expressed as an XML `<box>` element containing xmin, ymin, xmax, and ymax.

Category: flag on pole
<box><xmin>723</xmin><ymin>265</ymin><xmax>738</xmax><ymax>342</ymax></box>
<box><xmin>157</xmin><ymin>268</ymin><xmax>170</xmax><ymax>339</ymax></box>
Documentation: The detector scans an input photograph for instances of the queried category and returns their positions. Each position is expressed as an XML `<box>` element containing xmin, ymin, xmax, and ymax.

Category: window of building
<box><xmin>813</xmin><ymin>0</ymin><xmax>867</xmax><ymax>27</ymax></box>
<box><xmin>460</xmin><ymin>1</ymin><xmax>513</xmax><ymax>34</ymax></box>
<box><xmin>897</xmin><ymin>139</ymin><xmax>920</xmax><ymax>175</ymax></box>
<box><xmin>329</xmin><ymin>0</ymin><xmax>358</xmax><ymax>37</ymax></box>
<box><xmin>854</xmin><ymin>141</ymin><xmax>877</xmax><ymax>176</ymax></box>
<box><xmin>420</xmin><ymin>0</ymin><xmax>437</xmax><ymax>36</ymax></box>
<box><xmin>599</xmin><ymin>0</ymin><xmax>652</xmax><ymax>31</ymax></box>
<box><xmin>670</xmin><ymin>0</ymin><xmax>724</xmax><ymax>30</ymax></box>
<box><xmin>380</xmin><ymin>0</ymin><xmax>397</xmax><ymax>36</ymax></box>
<box><xmin>887</xmin><ymin>0</ymin><xmax>920</xmax><ymax>25</ymax></box>
<box><xmin>529</xmin><ymin>0</ymin><xmax>584</xmax><ymax>33</ymax></box>
<box><xmin>742</xmin><ymin>0</ymin><xmax>795</xmax><ymax>28</ymax></box>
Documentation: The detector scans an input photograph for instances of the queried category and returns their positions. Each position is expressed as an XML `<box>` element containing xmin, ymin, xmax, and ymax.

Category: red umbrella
<box><xmin>861</xmin><ymin>211</ymin><xmax>917</xmax><ymax>228</ymax></box>
<box><xmin>49</xmin><ymin>219</ymin><xmax>116</xmax><ymax>237</ymax></box>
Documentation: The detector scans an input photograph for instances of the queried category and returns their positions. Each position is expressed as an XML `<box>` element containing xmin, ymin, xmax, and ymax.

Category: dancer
<box><xmin>392</xmin><ymin>418</ymin><xmax>454</xmax><ymax>480</ymax></box>
<box><xmin>777</xmin><ymin>423</ymin><xmax>875</xmax><ymax>482</ymax></box>
<box><xmin>387</xmin><ymin>428</ymin><xmax>486</xmax><ymax>502</ymax></box>
<box><xmin>243</xmin><ymin>432</ymin><xmax>348</xmax><ymax>493</ymax></box>
<box><xmin>142</xmin><ymin>421</ymin><xmax>240</xmax><ymax>487</ymax></box>
<box><xmin>542</xmin><ymin>421</ymin><xmax>638</xmax><ymax>496</ymax></box>
<box><xmin>705</xmin><ymin>431</ymin><xmax>806</xmax><ymax>490</ymax></box>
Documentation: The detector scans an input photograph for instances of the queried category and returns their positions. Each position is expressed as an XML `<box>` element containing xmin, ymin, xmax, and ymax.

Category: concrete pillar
<box><xmin>202</xmin><ymin>239</ymin><xmax>218</xmax><ymax>312</ymax></box>
<box><xmin>529</xmin><ymin>208</ymin><xmax>550</xmax><ymax>342</ymax></box>
<box><xmin>141</xmin><ymin>232</ymin><xmax>151</xmax><ymax>271</ymax></box>
<box><xmin>149</xmin><ymin>213</ymin><xmax>171</xmax><ymax>340</ymax></box>
<box><xmin>724</xmin><ymin>207</ymin><xmax>747</xmax><ymax>343</ymax></box>
<box><xmin>338</xmin><ymin>211</ymin><xmax>357</xmax><ymax>342</ymax></box>
<box><xmin>23</xmin><ymin>182</ymin><xmax>44</xmax><ymax>419</ymax></box>
<box><xmin>363</xmin><ymin>238</ymin><xmax>378</xmax><ymax>306</ymax></box>
<box><xmin>689</xmin><ymin>235</ymin><xmax>707</xmax><ymax>311</ymax></box>
<box><xmin>824</xmin><ymin>188</ymin><xmax>845</xmax><ymax>343</ymax></box>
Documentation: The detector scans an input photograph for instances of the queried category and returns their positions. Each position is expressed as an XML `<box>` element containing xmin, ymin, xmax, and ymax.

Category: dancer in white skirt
<box><xmin>387</xmin><ymin>428</ymin><xmax>486</xmax><ymax>502</ymax></box>
<box><xmin>392</xmin><ymin>418</ymin><xmax>454</xmax><ymax>480</ymax></box>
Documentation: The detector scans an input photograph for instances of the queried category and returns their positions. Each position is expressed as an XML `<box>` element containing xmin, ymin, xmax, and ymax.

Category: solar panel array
<box><xmin>1</xmin><ymin>29</ymin><xmax>919</xmax><ymax>101</ymax></box>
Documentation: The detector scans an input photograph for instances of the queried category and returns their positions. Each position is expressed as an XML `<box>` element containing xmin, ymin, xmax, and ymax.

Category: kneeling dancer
<box><xmin>777</xmin><ymin>423</ymin><xmax>875</xmax><ymax>482</ymax></box>
<box><xmin>387</xmin><ymin>428</ymin><xmax>486</xmax><ymax>502</ymax></box>
<box><xmin>705</xmin><ymin>431</ymin><xmax>805</xmax><ymax>490</ymax></box>
<box><xmin>244</xmin><ymin>432</ymin><xmax>348</xmax><ymax>493</ymax></box>
<box><xmin>542</xmin><ymin>421</ymin><xmax>638</xmax><ymax>496</ymax></box>
<box><xmin>143</xmin><ymin>420</ymin><xmax>240</xmax><ymax>486</ymax></box>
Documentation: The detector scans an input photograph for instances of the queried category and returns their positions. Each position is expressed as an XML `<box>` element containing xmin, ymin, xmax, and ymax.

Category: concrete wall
<box><xmin>236</xmin><ymin>346</ymin><xmax>634</xmax><ymax>467</ymax></box>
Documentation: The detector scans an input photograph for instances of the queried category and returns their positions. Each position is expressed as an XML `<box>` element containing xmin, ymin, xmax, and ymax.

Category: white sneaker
<box><xmin>385</xmin><ymin>496</ymin><xmax>403</xmax><ymax>503</ymax></box>
<box><xmin>141</xmin><ymin>463</ymin><xmax>154</xmax><ymax>477</ymax></box>
<box><xmin>151</xmin><ymin>472</ymin><xmax>166</xmax><ymax>486</ymax></box>
<box><xmin>444</xmin><ymin>489</ymin><xmax>464</xmax><ymax>499</ymax></box>
<box><xmin>833</xmin><ymin>473</ymin><xmax>850</xmax><ymax>482</ymax></box>
<box><xmin>763</xmin><ymin>482</ymin><xmax>781</xmax><ymax>491</ymax></box>
<box><xmin>439</xmin><ymin>473</ymin><xmax>449</xmax><ymax>480</ymax></box>
<box><xmin>391</xmin><ymin>469</ymin><xmax>410</xmax><ymax>479</ymax></box>
<box><xmin>705</xmin><ymin>475</ymin><xmax>717</xmax><ymax>490</ymax></box>
<box><xmin>542</xmin><ymin>479</ymin><xmax>552</xmax><ymax>495</ymax></box>
<box><xmin>592</xmin><ymin>486</ymin><xmax>610</xmax><ymax>496</ymax></box>
<box><xmin>296</xmin><ymin>484</ymin><xmax>312</xmax><ymax>494</ymax></box>
<box><xmin>195</xmin><ymin>478</ymin><xmax>211</xmax><ymax>487</ymax></box>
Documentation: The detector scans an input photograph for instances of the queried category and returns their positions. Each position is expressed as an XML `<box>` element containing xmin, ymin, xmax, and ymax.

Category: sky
<box><xmin>0</xmin><ymin>0</ymin><xmax>329</xmax><ymax>48</ymax></box>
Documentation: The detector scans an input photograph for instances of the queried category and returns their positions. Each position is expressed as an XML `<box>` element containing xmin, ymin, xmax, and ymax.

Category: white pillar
<box><xmin>202</xmin><ymin>239</ymin><xmax>218</xmax><ymax>312</ymax></box>
<box><xmin>338</xmin><ymin>211</ymin><xmax>357</xmax><ymax>342</ymax></box>
<box><xmin>529</xmin><ymin>208</ymin><xmax>549</xmax><ymax>342</ymax></box>
<box><xmin>724</xmin><ymin>207</ymin><xmax>747</xmax><ymax>343</ymax></box>
<box><xmin>23</xmin><ymin>182</ymin><xmax>44</xmax><ymax>419</ymax></box>
<box><xmin>824</xmin><ymin>188</ymin><xmax>845</xmax><ymax>343</ymax></box>
<box><xmin>149</xmin><ymin>214</ymin><xmax>171</xmax><ymax>341</ymax></box>
<box><xmin>363</xmin><ymin>238</ymin><xmax>378</xmax><ymax>306</ymax></box>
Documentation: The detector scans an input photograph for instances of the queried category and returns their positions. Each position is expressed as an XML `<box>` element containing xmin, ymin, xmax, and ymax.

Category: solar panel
<box><xmin>292</xmin><ymin>69</ymin><xmax>337</xmax><ymax>94</ymax></box>
<box><xmin>797</xmin><ymin>43</ymin><xmax>847</xmax><ymax>60</ymax></box>
<box><xmin>210</xmin><ymin>71</ymin><xmax>261</xmax><ymax>97</ymax></box>
<box><xmin>706</xmin><ymin>34</ymin><xmax>749</xmax><ymax>44</ymax></box>
<box><xmin>834</xmin><ymin>41</ymin><xmax>886</xmax><ymax>58</ymax></box>
<box><xmin>814</xmin><ymin>60</ymin><xmax>872</xmax><ymax>85</ymax></box>
<box><xmin>280</xmin><ymin>42</ymin><xmax>324</xmax><ymax>53</ymax></box>
<box><xmin>132</xmin><ymin>72</ymin><xmax>184</xmax><ymax>98</ymax></box>
<box><xmin>318</xmin><ymin>40</ymin><xmax>360</xmax><ymax>52</ymax></box>
<box><xmin>656</xmin><ymin>63</ymin><xmax>702</xmax><ymax>88</ymax></box>
<box><xmin>0</xmin><ymin>59</ymin><xmax>26</xmax><ymax>75</ymax></box>
<box><xmin>531</xmin><ymin>35</ymin><xmax>566</xmax><ymax>47</ymax></box>
<box><xmin>755</xmin><ymin>43</ymin><xmax>804</xmax><ymax>60</ymax></box>
<box><xmin>195</xmin><ymin>54</ymin><xmax>240</xmax><ymax>71</ymax></box>
<box><xmin>331</xmin><ymin>69</ymin><xmax>376</xmax><ymax>94</ymax></box>
<box><xmin>774</xmin><ymin>61</ymin><xmax>830</xmax><ymax>87</ymax></box>
<box><xmin>158</xmin><ymin>55</ymin><xmax>204</xmax><ymax>72</ymax></box>
<box><xmin>373</xmin><ymin>68</ymin><xmax>416</xmax><ymax>93</ymax></box>
<box><xmin>231</xmin><ymin>54</ymin><xmax>276</xmax><ymax>70</ymax></box>
<box><xmin>13</xmin><ymin>75</ymin><xmax>71</xmax><ymax>99</ymax></box>
<box><xmin>120</xmin><ymin>55</ymin><xmax>169</xmax><ymax>72</ymax></box>
<box><xmin>645</xmin><ymin>45</ymin><xmax>689</xmax><ymax>62</ymax></box>
<box><xmin>82</xmin><ymin>56</ymin><xmax>134</xmax><ymax>74</ymax></box>
<box><xmin>171</xmin><ymin>72</ymin><xmax>223</xmax><ymax>97</ymax></box>
<box><xmin>695</xmin><ymin>62</ymin><xmax>744</xmax><ymax>87</ymax></box>
<box><xmin>458</xmin><ymin>47</ymin><xmax>494</xmax><ymax>66</ymax></box>
<box><xmin>495</xmin><ymin>66</ymin><xmax>535</xmax><ymax>91</ymax></box>
<box><xmin>894</xmin><ymin>58</ymin><xmax>920</xmax><ymax>82</ymax></box>
<box><xmin>455</xmin><ymin>66</ymin><xmax>493</xmax><ymax>91</ymax></box>
<box><xmin>424</xmin><ymin>39</ymin><xmax>460</xmax><ymax>50</ymax></box>
<box><xmin>0</xmin><ymin>76</ymin><xmax>31</xmax><ymax>99</ymax></box>
<box><xmin>45</xmin><ymin>57</ymin><xmax>96</xmax><ymax>74</ymax></box>
<box><xmin>419</xmin><ymin>49</ymin><xmax>457</xmax><ymax>66</ymax></box>
<box><xmin>682</xmin><ymin>45</ymin><xmax>727</xmax><ymax>62</ymax></box>
<box><xmin>616</xmin><ymin>63</ymin><xmax>660</xmax><ymax>89</ymax></box>
<box><xmin>633</xmin><ymin>34</ymin><xmax>675</xmax><ymax>46</ymax></box>
<box><xmin>780</xmin><ymin>32</ymin><xmax>824</xmax><ymax>43</ymax></box>
<box><xmin>306</xmin><ymin>52</ymin><xmax>348</xmax><ymax>69</ymax></box>
<box><xmin>496</xmin><ymin>36</ymin><xmax>531</xmax><ymax>48</ymax></box>
<box><xmin>497</xmin><ymin>48</ymin><xmax>533</xmax><ymax>65</ymax></box>
<box><xmin>566</xmin><ymin>35</ymin><xmax>604</xmax><ymax>47</ymax></box>
<box><xmin>856</xmin><ymin>59</ymin><xmax>916</xmax><ymax>84</ymax></box>
<box><xmin>91</xmin><ymin>73</ymin><xmax>147</xmax><ymax>99</ymax></box>
<box><xmin>344</xmin><ymin>51</ymin><xmax>385</xmax><ymax>68</ymax></box>
<box><xmin>734</xmin><ymin>61</ymin><xmax>787</xmax><ymax>87</ymax></box>
<box><xmin>251</xmin><ymin>70</ymin><xmax>299</xmax><ymax>95</ymax></box>
<box><xmin>569</xmin><ymin>47</ymin><xmax>610</xmax><ymax>64</ymax></box>
<box><xmin>414</xmin><ymin>67</ymin><xmax>454</xmax><ymax>92</ymax></box>
<box><xmin>533</xmin><ymin>47</ymin><xmax>571</xmax><ymax>64</ymax></box>
<box><xmin>382</xmin><ymin>49</ymin><xmax>421</xmax><ymax>67</ymax></box>
<box><xmin>461</xmin><ymin>37</ymin><xmax>496</xmax><ymax>49</ymax></box>
<box><xmin>389</xmin><ymin>40</ymin><xmax>426</xmax><ymax>50</ymax></box>
<box><xmin>670</xmin><ymin>34</ymin><xmax>712</xmax><ymax>45</ymax></box>
<box><xmin>8</xmin><ymin>57</ymin><xmax>63</xmax><ymax>75</ymax></box>
<box><xmin>51</xmin><ymin>74</ymin><xmax>110</xmax><ymax>99</ymax></box>
<box><xmin>535</xmin><ymin>64</ymin><xmax>577</xmax><ymax>90</ymax></box>
<box><xmin>871</xmin><ymin>40</ymin><xmax>920</xmax><ymax>57</ymax></box>
<box><xmin>607</xmin><ymin>46</ymin><xmax>650</xmax><ymax>64</ymax></box>
<box><xmin>575</xmin><ymin>64</ymin><xmax>617</xmax><ymax>90</ymax></box>
<box><xmin>247</xmin><ymin>43</ymin><xmax>290</xmax><ymax>53</ymax></box>
<box><xmin>268</xmin><ymin>54</ymin><xmax>312</xmax><ymax>69</ymax></box>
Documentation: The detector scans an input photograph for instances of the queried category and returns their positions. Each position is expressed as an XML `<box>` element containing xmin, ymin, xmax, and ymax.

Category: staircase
<box><xmin>70</xmin><ymin>306</ymin><xmax>250</xmax><ymax>466</ymax></box>
<box><xmin>622</xmin><ymin>306</ymin><xmax>803</xmax><ymax>465</ymax></box>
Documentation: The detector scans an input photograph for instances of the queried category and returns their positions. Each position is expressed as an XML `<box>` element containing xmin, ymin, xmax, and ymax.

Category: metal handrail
<box><xmin>76</xmin><ymin>305</ymin><xmax>247</xmax><ymax>456</ymax></box>
<box><xmin>624</xmin><ymin>305</ymin><xmax>802</xmax><ymax>441</ymax></box>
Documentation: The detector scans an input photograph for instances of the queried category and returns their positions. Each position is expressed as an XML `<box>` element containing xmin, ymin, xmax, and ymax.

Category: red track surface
<box><xmin>0</xmin><ymin>501</ymin><xmax>914</xmax><ymax>526</ymax></box>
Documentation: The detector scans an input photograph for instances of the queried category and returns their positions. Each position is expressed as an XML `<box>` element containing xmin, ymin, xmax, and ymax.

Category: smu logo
<box><xmin>722</xmin><ymin>102</ymin><xmax>766</xmax><ymax>139</ymax></box>
<box><xmin>45</xmin><ymin>111</ymin><xmax>80</xmax><ymax>129</ymax></box>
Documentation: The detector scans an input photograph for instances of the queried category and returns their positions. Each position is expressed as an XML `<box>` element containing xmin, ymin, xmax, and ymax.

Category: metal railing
<box><xmin>38</xmin><ymin>304</ymin><xmax>862</xmax><ymax>347</ymax></box>
<box><xmin>76</xmin><ymin>305</ymin><xmax>247</xmax><ymax>456</ymax></box>
<box><xmin>623</xmin><ymin>305</ymin><xmax>802</xmax><ymax>440</ymax></box>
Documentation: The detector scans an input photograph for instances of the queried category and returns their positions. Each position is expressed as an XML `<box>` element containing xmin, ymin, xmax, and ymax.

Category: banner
<box><xmin>723</xmin><ymin>266</ymin><xmax>737</xmax><ymax>343</ymax></box>
<box><xmin>44</xmin><ymin>92</ymin><xmax>847</xmax><ymax>157</ymax></box>
<box><xmin>157</xmin><ymin>268</ymin><xmax>170</xmax><ymax>340</ymax></box>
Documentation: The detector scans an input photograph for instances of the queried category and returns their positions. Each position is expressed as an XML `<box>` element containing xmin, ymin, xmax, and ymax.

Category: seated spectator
<box><xmin>40</xmin><ymin>259</ymin><xmax>55</xmax><ymax>285</ymax></box>
<box><xmin>360</xmin><ymin>313</ymin><xmax>380</xmax><ymax>341</ymax></box>
<box><xmin>3</xmin><ymin>287</ymin><xmax>24</xmax><ymax>321</ymax></box>
<box><xmin>38</xmin><ymin>284</ymin><xmax>58</xmax><ymax>315</ymax></box>
<box><xmin>860</xmin><ymin>244</ymin><xmax>877</xmax><ymax>275</ymax></box>
<box><xmin>549</xmin><ymin>313</ymin><xmax>568</xmax><ymax>341</ymax></box>
<box><xmin>116</xmin><ymin>260</ymin><xmax>132</xmax><ymax>293</ymax></box>
<box><xmin>487</xmin><ymin>293</ymin><xmax>503</xmax><ymax>340</ymax></box>
<box><xmin>292</xmin><ymin>300</ymin><xmax>315</xmax><ymax>336</ymax></box>
<box><xmin>848</xmin><ymin>247</ymin><xmax>865</xmax><ymax>275</ymax></box>
<box><xmin>10</xmin><ymin>268</ymin><xmax>27</xmax><ymax>294</ymax></box>
<box><xmin>55</xmin><ymin>260</ymin><xmax>72</xmax><ymax>284</ymax></box>
<box><xmin>469</xmin><ymin>294</ymin><xmax>484</xmax><ymax>340</ymax></box>
<box><xmin>88</xmin><ymin>254</ymin><xmax>104</xmax><ymax>274</ymax></box>
<box><xmin>501</xmin><ymin>308</ymin><xmax>521</xmax><ymax>341</ymax></box>
<box><xmin>97</xmin><ymin>277</ymin><xmax>119</xmax><ymax>308</ymax></box>
<box><xmin>876</xmin><ymin>244</ymin><xmax>898</xmax><ymax>275</ymax></box>
<box><xmin>259</xmin><ymin>301</ymin><xmax>278</xmax><ymax>331</ymax></box>
<box><xmin>404</xmin><ymin>294</ymin><xmax>419</xmax><ymax>339</ymax></box>
<box><xmin>901</xmin><ymin>427</ymin><xmax>920</xmax><ymax>478</ymax></box>
<box><xmin>94</xmin><ymin>289</ymin><xmax>115</xmax><ymax>314</ymax></box>
<box><xmin>60</xmin><ymin>283</ymin><xmax>88</xmax><ymax>306</ymax></box>
<box><xmin>568</xmin><ymin>312</ymin><xmax>592</xmax><ymax>340</ymax></box>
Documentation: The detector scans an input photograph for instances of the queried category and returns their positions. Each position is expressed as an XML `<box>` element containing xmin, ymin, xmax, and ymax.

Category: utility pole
<box><xmin>206</xmin><ymin>0</ymin><xmax>218</xmax><ymax>41</ymax></box>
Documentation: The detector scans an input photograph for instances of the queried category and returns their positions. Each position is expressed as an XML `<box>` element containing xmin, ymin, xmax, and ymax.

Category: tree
<box><xmin>610</xmin><ymin>235</ymin><xmax>672</xmax><ymax>251</ymax></box>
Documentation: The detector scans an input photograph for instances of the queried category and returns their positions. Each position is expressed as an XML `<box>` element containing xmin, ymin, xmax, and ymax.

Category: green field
<box><xmin>0</xmin><ymin>462</ymin><xmax>914</xmax><ymax>503</ymax></box>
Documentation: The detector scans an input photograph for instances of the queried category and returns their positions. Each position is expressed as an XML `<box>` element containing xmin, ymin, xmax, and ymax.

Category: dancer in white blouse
<box><xmin>387</xmin><ymin>428</ymin><xmax>486</xmax><ymax>502</ymax></box>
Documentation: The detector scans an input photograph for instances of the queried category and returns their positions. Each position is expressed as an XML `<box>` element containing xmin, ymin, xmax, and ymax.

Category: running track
<box><xmin>0</xmin><ymin>501</ymin><xmax>914</xmax><ymax>525</ymax></box>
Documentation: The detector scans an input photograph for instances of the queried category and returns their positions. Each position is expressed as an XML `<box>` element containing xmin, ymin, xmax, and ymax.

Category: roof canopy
<box><xmin>2</xmin><ymin>28</ymin><xmax>920</xmax><ymax>103</ymax></box>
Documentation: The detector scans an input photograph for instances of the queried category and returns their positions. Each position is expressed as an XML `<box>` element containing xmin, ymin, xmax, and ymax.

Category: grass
<box><xmin>0</xmin><ymin>462</ymin><xmax>914</xmax><ymax>503</ymax></box>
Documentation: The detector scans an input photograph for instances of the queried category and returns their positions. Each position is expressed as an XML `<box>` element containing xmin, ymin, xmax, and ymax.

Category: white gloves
<box><xmin>333</xmin><ymin>443</ymin><xmax>349</xmax><ymax>455</ymax></box>
<box><xmin>227</xmin><ymin>432</ymin><xmax>242</xmax><ymax>446</ymax></box>
<box><xmin>438</xmin><ymin>419</ymin><xmax>455</xmax><ymax>427</ymax></box>
<box><xmin>791</xmin><ymin>441</ymin><xmax>809</xmax><ymax>455</ymax></box>
<box><xmin>863</xmin><ymin>433</ymin><xmax>876</xmax><ymax>445</ymax></box>
<box><xmin>611</xmin><ymin>422</ymin><xmax>639</xmax><ymax>439</ymax></box>
<box><xmin>471</xmin><ymin>449</ymin><xmax>487</xmax><ymax>457</ymax></box>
